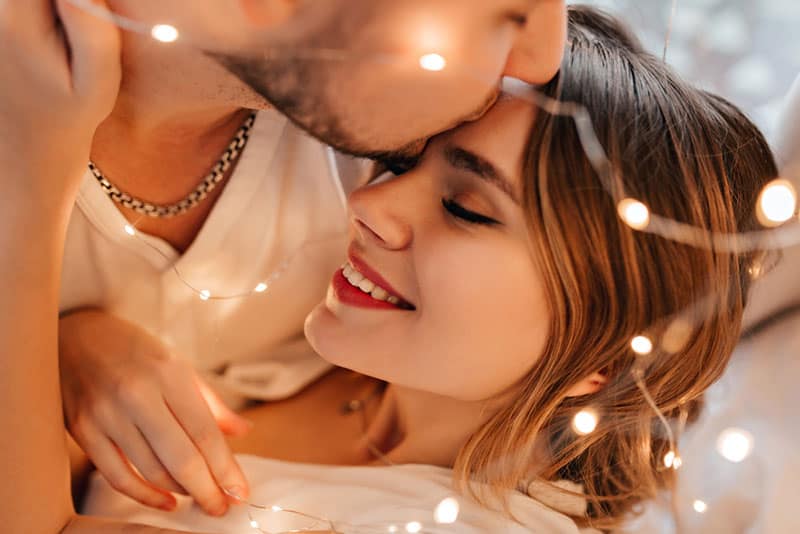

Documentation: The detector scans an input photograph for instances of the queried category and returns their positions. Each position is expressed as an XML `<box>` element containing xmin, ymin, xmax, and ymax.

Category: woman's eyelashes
<box><xmin>442</xmin><ymin>198</ymin><xmax>501</xmax><ymax>226</ymax></box>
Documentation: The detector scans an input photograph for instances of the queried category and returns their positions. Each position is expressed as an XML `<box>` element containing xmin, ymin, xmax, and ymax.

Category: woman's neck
<box><xmin>363</xmin><ymin>385</ymin><xmax>494</xmax><ymax>468</ymax></box>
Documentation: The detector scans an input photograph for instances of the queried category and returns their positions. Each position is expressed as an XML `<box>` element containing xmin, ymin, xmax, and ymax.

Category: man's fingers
<box><xmin>105</xmin><ymin>420</ymin><xmax>187</xmax><ymax>495</ymax></box>
<box><xmin>74</xmin><ymin>422</ymin><xmax>177</xmax><ymax>511</ymax></box>
<box><xmin>133</xmin><ymin>402</ymin><xmax>230</xmax><ymax>516</ymax></box>
<box><xmin>197</xmin><ymin>380</ymin><xmax>253</xmax><ymax>437</ymax></box>
<box><xmin>168</xmin><ymin>381</ymin><xmax>251</xmax><ymax>499</ymax></box>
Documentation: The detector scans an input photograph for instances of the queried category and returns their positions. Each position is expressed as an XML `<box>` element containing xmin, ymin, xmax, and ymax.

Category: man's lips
<box><xmin>347</xmin><ymin>249</ymin><xmax>416</xmax><ymax>310</ymax></box>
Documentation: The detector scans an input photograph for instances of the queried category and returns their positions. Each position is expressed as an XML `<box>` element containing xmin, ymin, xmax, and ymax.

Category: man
<box><xmin>0</xmin><ymin>0</ymin><xmax>567</xmax><ymax>532</ymax></box>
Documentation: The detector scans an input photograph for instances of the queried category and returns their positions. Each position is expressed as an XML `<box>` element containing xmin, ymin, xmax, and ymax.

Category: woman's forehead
<box><xmin>441</xmin><ymin>98</ymin><xmax>537</xmax><ymax>184</ymax></box>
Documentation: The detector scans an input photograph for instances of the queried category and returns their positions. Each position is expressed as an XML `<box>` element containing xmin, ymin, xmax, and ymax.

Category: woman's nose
<box><xmin>348</xmin><ymin>180</ymin><xmax>413</xmax><ymax>251</ymax></box>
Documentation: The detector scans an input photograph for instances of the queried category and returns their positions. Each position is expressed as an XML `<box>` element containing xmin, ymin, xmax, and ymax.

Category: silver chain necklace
<box><xmin>89</xmin><ymin>112</ymin><xmax>257</xmax><ymax>219</ymax></box>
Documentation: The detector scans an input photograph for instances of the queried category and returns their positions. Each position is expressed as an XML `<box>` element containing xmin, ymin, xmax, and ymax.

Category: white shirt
<box><xmin>60</xmin><ymin>110</ymin><xmax>361</xmax><ymax>401</ymax></box>
<box><xmin>83</xmin><ymin>455</ymin><xmax>598</xmax><ymax>534</ymax></box>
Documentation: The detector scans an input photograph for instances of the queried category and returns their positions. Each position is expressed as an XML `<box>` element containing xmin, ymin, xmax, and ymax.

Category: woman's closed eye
<box><xmin>442</xmin><ymin>198</ymin><xmax>500</xmax><ymax>226</ymax></box>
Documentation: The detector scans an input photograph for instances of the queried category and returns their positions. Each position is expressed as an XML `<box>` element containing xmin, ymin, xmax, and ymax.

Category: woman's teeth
<box><xmin>342</xmin><ymin>262</ymin><xmax>401</xmax><ymax>305</ymax></box>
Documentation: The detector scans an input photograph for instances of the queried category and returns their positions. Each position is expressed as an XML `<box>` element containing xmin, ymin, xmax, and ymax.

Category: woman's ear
<box><xmin>238</xmin><ymin>0</ymin><xmax>296</xmax><ymax>27</ymax></box>
<box><xmin>564</xmin><ymin>370</ymin><xmax>609</xmax><ymax>397</ymax></box>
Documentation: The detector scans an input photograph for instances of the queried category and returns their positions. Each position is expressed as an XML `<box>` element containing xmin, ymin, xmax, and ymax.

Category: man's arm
<box><xmin>0</xmin><ymin>0</ymin><xmax>119</xmax><ymax>530</ymax></box>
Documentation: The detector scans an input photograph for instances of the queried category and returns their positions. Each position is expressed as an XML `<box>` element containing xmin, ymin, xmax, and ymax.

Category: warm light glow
<box><xmin>672</xmin><ymin>455</ymin><xmax>683</xmax><ymax>469</ymax></box>
<box><xmin>254</xmin><ymin>282</ymin><xmax>268</xmax><ymax>293</ymax></box>
<box><xmin>630</xmin><ymin>335</ymin><xmax>653</xmax><ymax>355</ymax></box>
<box><xmin>572</xmin><ymin>410</ymin><xmax>599</xmax><ymax>435</ymax></box>
<box><xmin>419</xmin><ymin>53</ymin><xmax>447</xmax><ymax>71</ymax></box>
<box><xmin>151</xmin><ymin>24</ymin><xmax>179</xmax><ymax>43</ymax></box>
<box><xmin>663</xmin><ymin>450</ymin><xmax>676</xmax><ymax>468</ymax></box>
<box><xmin>405</xmin><ymin>521</ymin><xmax>422</xmax><ymax>533</ymax></box>
<box><xmin>387</xmin><ymin>527</ymin><xmax>399</xmax><ymax>533</ymax></box>
<box><xmin>124</xmin><ymin>224</ymin><xmax>136</xmax><ymax>236</ymax></box>
<box><xmin>617</xmin><ymin>198</ymin><xmax>650</xmax><ymax>230</ymax></box>
<box><xmin>662</xmin><ymin>318</ymin><xmax>692</xmax><ymax>354</ymax></box>
<box><xmin>199</xmin><ymin>290</ymin><xmax>211</xmax><ymax>301</ymax></box>
<box><xmin>249</xmin><ymin>519</ymin><xmax>260</xmax><ymax>529</ymax></box>
<box><xmin>271</xmin><ymin>505</ymin><xmax>283</xmax><ymax>512</ymax></box>
<box><xmin>434</xmin><ymin>497</ymin><xmax>460</xmax><ymax>524</ymax></box>
<box><xmin>693</xmin><ymin>500</ymin><xmax>708</xmax><ymax>513</ymax></box>
<box><xmin>756</xmin><ymin>179</ymin><xmax>796</xmax><ymax>226</ymax></box>
<box><xmin>716</xmin><ymin>427</ymin><xmax>754</xmax><ymax>463</ymax></box>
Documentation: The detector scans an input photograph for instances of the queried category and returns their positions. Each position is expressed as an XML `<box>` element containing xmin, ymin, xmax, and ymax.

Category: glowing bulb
<box><xmin>693</xmin><ymin>500</ymin><xmax>708</xmax><ymax>513</ymax></box>
<box><xmin>434</xmin><ymin>497</ymin><xmax>460</xmax><ymax>524</ymax></box>
<box><xmin>672</xmin><ymin>455</ymin><xmax>682</xmax><ymax>469</ymax></box>
<box><xmin>271</xmin><ymin>505</ymin><xmax>283</xmax><ymax>512</ymax></box>
<box><xmin>757</xmin><ymin>179</ymin><xmax>796</xmax><ymax>226</ymax></box>
<box><xmin>630</xmin><ymin>335</ymin><xmax>653</xmax><ymax>355</ymax></box>
<box><xmin>124</xmin><ymin>224</ymin><xmax>136</xmax><ymax>236</ymax></box>
<box><xmin>419</xmin><ymin>53</ymin><xmax>447</xmax><ymax>71</ymax></box>
<box><xmin>151</xmin><ymin>24</ymin><xmax>179</xmax><ymax>43</ymax></box>
<box><xmin>663</xmin><ymin>450</ymin><xmax>676</xmax><ymax>468</ymax></box>
<box><xmin>716</xmin><ymin>427</ymin><xmax>754</xmax><ymax>463</ymax></box>
<box><xmin>405</xmin><ymin>521</ymin><xmax>422</xmax><ymax>533</ymax></box>
<box><xmin>572</xmin><ymin>409</ymin><xmax>598</xmax><ymax>435</ymax></box>
<box><xmin>254</xmin><ymin>282</ymin><xmax>268</xmax><ymax>293</ymax></box>
<box><xmin>199</xmin><ymin>290</ymin><xmax>211</xmax><ymax>301</ymax></box>
<box><xmin>249</xmin><ymin>519</ymin><xmax>260</xmax><ymax>529</ymax></box>
<box><xmin>617</xmin><ymin>198</ymin><xmax>650</xmax><ymax>230</ymax></box>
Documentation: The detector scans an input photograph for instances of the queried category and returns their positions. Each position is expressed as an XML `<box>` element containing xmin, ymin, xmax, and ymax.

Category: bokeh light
<box><xmin>693</xmin><ymin>499</ymin><xmax>708</xmax><ymax>513</ymax></box>
<box><xmin>419</xmin><ymin>53</ymin><xmax>447</xmax><ymax>71</ymax></box>
<box><xmin>573</xmin><ymin>409</ymin><xmax>599</xmax><ymax>435</ymax></box>
<box><xmin>434</xmin><ymin>497</ymin><xmax>460</xmax><ymax>524</ymax></box>
<box><xmin>757</xmin><ymin>178</ymin><xmax>796</xmax><ymax>226</ymax></box>
<box><xmin>716</xmin><ymin>427</ymin><xmax>754</xmax><ymax>463</ymax></box>
<box><xmin>617</xmin><ymin>198</ymin><xmax>651</xmax><ymax>230</ymax></box>
<box><xmin>150</xmin><ymin>24</ymin><xmax>179</xmax><ymax>43</ymax></box>
<box><xmin>630</xmin><ymin>335</ymin><xmax>654</xmax><ymax>355</ymax></box>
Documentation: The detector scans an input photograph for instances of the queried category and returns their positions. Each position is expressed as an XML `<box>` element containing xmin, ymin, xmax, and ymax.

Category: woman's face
<box><xmin>305</xmin><ymin>98</ymin><xmax>550</xmax><ymax>401</ymax></box>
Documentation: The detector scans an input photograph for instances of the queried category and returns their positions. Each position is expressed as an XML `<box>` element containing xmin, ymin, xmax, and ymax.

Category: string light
<box><xmin>663</xmin><ymin>450</ymin><xmax>676</xmax><ymax>468</ymax></box>
<box><xmin>630</xmin><ymin>335</ymin><xmax>654</xmax><ymax>355</ymax></box>
<box><xmin>617</xmin><ymin>198</ymin><xmax>651</xmax><ymax>230</ymax></box>
<box><xmin>123</xmin><ymin>224</ymin><xmax>136</xmax><ymax>236</ymax></box>
<box><xmin>150</xmin><ymin>24</ymin><xmax>180</xmax><ymax>43</ymax></box>
<box><xmin>572</xmin><ymin>409</ymin><xmax>599</xmax><ymax>435</ymax></box>
<box><xmin>716</xmin><ymin>427</ymin><xmax>754</xmax><ymax>463</ymax></box>
<box><xmin>64</xmin><ymin>3</ymin><xmax>780</xmax><ymax>530</ymax></box>
<box><xmin>434</xmin><ymin>497</ymin><xmax>460</xmax><ymax>524</ymax></box>
<box><xmin>757</xmin><ymin>179</ymin><xmax>796</xmax><ymax>226</ymax></box>
<box><xmin>419</xmin><ymin>53</ymin><xmax>447</xmax><ymax>71</ymax></box>
<box><xmin>405</xmin><ymin>521</ymin><xmax>423</xmax><ymax>533</ymax></box>
<box><xmin>693</xmin><ymin>499</ymin><xmax>708</xmax><ymax>513</ymax></box>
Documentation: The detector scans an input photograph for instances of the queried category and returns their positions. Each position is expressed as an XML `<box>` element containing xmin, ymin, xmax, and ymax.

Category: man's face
<box><xmin>103</xmin><ymin>0</ymin><xmax>566</xmax><ymax>160</ymax></box>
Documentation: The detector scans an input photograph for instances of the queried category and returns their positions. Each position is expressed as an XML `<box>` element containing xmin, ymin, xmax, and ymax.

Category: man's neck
<box><xmin>89</xmin><ymin>31</ymin><xmax>268</xmax><ymax>199</ymax></box>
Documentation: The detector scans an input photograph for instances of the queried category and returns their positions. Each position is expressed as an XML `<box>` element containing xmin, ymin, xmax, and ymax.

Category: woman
<box><xmin>82</xmin><ymin>6</ymin><xmax>777</xmax><ymax>533</ymax></box>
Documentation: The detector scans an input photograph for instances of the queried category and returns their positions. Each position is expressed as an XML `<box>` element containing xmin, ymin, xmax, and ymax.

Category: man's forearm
<box><xmin>0</xmin><ymin>202</ymin><xmax>75</xmax><ymax>532</ymax></box>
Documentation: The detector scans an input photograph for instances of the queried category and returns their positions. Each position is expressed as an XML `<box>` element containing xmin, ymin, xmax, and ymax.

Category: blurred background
<box><xmin>570</xmin><ymin>0</ymin><xmax>800</xmax><ymax>140</ymax></box>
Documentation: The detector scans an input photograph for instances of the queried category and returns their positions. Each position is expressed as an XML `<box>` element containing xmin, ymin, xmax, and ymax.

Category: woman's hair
<box><xmin>454</xmin><ymin>5</ymin><xmax>778</xmax><ymax>530</ymax></box>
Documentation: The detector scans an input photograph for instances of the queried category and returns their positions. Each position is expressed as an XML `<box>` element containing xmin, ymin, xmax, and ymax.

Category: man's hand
<box><xmin>60</xmin><ymin>309</ymin><xmax>251</xmax><ymax>516</ymax></box>
<box><xmin>0</xmin><ymin>0</ymin><xmax>121</xmax><ymax>199</ymax></box>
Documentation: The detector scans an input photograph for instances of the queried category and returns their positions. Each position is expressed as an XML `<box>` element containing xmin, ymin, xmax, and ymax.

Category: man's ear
<box><xmin>238</xmin><ymin>0</ymin><xmax>296</xmax><ymax>28</ymax></box>
<box><xmin>564</xmin><ymin>370</ymin><xmax>609</xmax><ymax>397</ymax></box>
<box><xmin>503</xmin><ymin>0</ymin><xmax>567</xmax><ymax>85</ymax></box>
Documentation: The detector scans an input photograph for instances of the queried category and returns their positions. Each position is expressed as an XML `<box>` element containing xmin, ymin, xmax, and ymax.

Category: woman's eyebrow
<box><xmin>443</xmin><ymin>144</ymin><xmax>519</xmax><ymax>204</ymax></box>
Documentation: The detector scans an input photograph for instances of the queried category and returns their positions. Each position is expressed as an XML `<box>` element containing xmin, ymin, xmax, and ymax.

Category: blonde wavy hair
<box><xmin>453</xmin><ymin>6</ymin><xmax>777</xmax><ymax>530</ymax></box>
